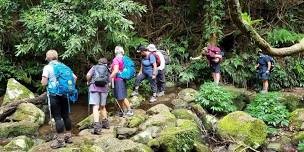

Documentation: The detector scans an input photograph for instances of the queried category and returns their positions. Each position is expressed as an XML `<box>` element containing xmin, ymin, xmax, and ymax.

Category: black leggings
<box><xmin>49</xmin><ymin>95</ymin><xmax>72</xmax><ymax>133</ymax></box>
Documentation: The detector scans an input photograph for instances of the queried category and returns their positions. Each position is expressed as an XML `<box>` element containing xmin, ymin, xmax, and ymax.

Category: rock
<box><xmin>116</xmin><ymin>127</ymin><xmax>138</xmax><ymax>139</ymax></box>
<box><xmin>77</xmin><ymin>115</ymin><xmax>127</xmax><ymax>130</ymax></box>
<box><xmin>148</xmin><ymin>119</ymin><xmax>201</xmax><ymax>152</ymax></box>
<box><xmin>171</xmin><ymin>98</ymin><xmax>188</xmax><ymax>109</ymax></box>
<box><xmin>222</xmin><ymin>85</ymin><xmax>254</xmax><ymax>110</ymax></box>
<box><xmin>289</xmin><ymin>109</ymin><xmax>304</xmax><ymax>131</ymax></box>
<box><xmin>227</xmin><ymin>144</ymin><xmax>247</xmax><ymax>152</ymax></box>
<box><xmin>130</xmin><ymin>95</ymin><xmax>145</xmax><ymax>108</ymax></box>
<box><xmin>292</xmin><ymin>131</ymin><xmax>304</xmax><ymax>144</ymax></box>
<box><xmin>203</xmin><ymin>114</ymin><xmax>218</xmax><ymax>131</ymax></box>
<box><xmin>3</xmin><ymin>78</ymin><xmax>35</xmax><ymax>105</ymax></box>
<box><xmin>58</xmin><ymin>145</ymin><xmax>105</xmax><ymax>152</ymax></box>
<box><xmin>0</xmin><ymin>121</ymin><xmax>39</xmax><ymax>138</ymax></box>
<box><xmin>281</xmin><ymin>92</ymin><xmax>304</xmax><ymax>111</ymax></box>
<box><xmin>8</xmin><ymin>103</ymin><xmax>45</xmax><ymax>125</ymax></box>
<box><xmin>213</xmin><ymin>146</ymin><xmax>227</xmax><ymax>152</ymax></box>
<box><xmin>97</xmin><ymin>137</ymin><xmax>153</xmax><ymax>152</ymax></box>
<box><xmin>165</xmin><ymin>81</ymin><xmax>176</xmax><ymax>88</ymax></box>
<box><xmin>131</xmin><ymin>126</ymin><xmax>162</xmax><ymax>144</ymax></box>
<box><xmin>172</xmin><ymin>109</ymin><xmax>197</xmax><ymax>120</ymax></box>
<box><xmin>190</xmin><ymin>103</ymin><xmax>207</xmax><ymax>120</ymax></box>
<box><xmin>77</xmin><ymin>114</ymin><xmax>93</xmax><ymax>130</ymax></box>
<box><xmin>217</xmin><ymin>111</ymin><xmax>267</xmax><ymax>148</ymax></box>
<box><xmin>177</xmin><ymin>88</ymin><xmax>198</xmax><ymax>103</ymax></box>
<box><xmin>139</xmin><ymin>112</ymin><xmax>176</xmax><ymax>131</ymax></box>
<box><xmin>146</xmin><ymin>104</ymin><xmax>172</xmax><ymax>115</ymax></box>
<box><xmin>128</xmin><ymin>113</ymin><xmax>148</xmax><ymax>128</ymax></box>
<box><xmin>193</xmin><ymin>141</ymin><xmax>211</xmax><ymax>152</ymax></box>
<box><xmin>4</xmin><ymin>136</ymin><xmax>34</xmax><ymax>151</ymax></box>
<box><xmin>266</xmin><ymin>143</ymin><xmax>282</xmax><ymax>152</ymax></box>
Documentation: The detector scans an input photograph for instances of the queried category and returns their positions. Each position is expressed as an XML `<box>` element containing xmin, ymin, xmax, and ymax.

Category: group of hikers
<box><xmin>40</xmin><ymin>44</ymin><xmax>273</xmax><ymax>149</ymax></box>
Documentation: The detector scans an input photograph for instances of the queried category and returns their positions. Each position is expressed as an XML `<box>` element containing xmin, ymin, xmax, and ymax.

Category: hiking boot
<box><xmin>131</xmin><ymin>90</ymin><xmax>139</xmax><ymax>96</ymax></box>
<box><xmin>116</xmin><ymin>111</ymin><xmax>125</xmax><ymax>117</ymax></box>
<box><xmin>102</xmin><ymin>119</ymin><xmax>110</xmax><ymax>129</ymax></box>
<box><xmin>157</xmin><ymin>91</ymin><xmax>165</xmax><ymax>97</ymax></box>
<box><xmin>125</xmin><ymin>109</ymin><xmax>134</xmax><ymax>117</ymax></box>
<box><xmin>50</xmin><ymin>134</ymin><xmax>65</xmax><ymax>149</ymax></box>
<box><xmin>149</xmin><ymin>96</ymin><xmax>157</xmax><ymax>103</ymax></box>
<box><xmin>260</xmin><ymin>90</ymin><xmax>268</xmax><ymax>94</ymax></box>
<box><xmin>92</xmin><ymin>122</ymin><xmax>102</xmax><ymax>135</ymax></box>
<box><xmin>64</xmin><ymin>132</ymin><xmax>73</xmax><ymax>144</ymax></box>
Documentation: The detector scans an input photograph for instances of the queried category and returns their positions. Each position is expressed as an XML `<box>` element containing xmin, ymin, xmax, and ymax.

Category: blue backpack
<box><xmin>48</xmin><ymin>62</ymin><xmax>78</xmax><ymax>103</ymax></box>
<box><xmin>116</xmin><ymin>56</ymin><xmax>136</xmax><ymax>80</ymax></box>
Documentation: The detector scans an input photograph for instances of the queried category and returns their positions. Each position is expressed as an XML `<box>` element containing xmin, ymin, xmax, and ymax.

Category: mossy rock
<box><xmin>203</xmin><ymin>114</ymin><xmax>218</xmax><ymax>131</ymax></box>
<box><xmin>281</xmin><ymin>93</ymin><xmax>304</xmax><ymax>112</ymax></box>
<box><xmin>227</xmin><ymin>144</ymin><xmax>247</xmax><ymax>152</ymax></box>
<box><xmin>128</xmin><ymin>113</ymin><xmax>148</xmax><ymax>128</ymax></box>
<box><xmin>178</xmin><ymin>88</ymin><xmax>198</xmax><ymax>103</ymax></box>
<box><xmin>130</xmin><ymin>95</ymin><xmax>145</xmax><ymax>109</ymax></box>
<box><xmin>9</xmin><ymin>103</ymin><xmax>45</xmax><ymax>125</ymax></box>
<box><xmin>289</xmin><ymin>109</ymin><xmax>304</xmax><ymax>131</ymax></box>
<box><xmin>222</xmin><ymin>85</ymin><xmax>253</xmax><ymax>110</ymax></box>
<box><xmin>97</xmin><ymin>137</ymin><xmax>153</xmax><ymax>152</ymax></box>
<box><xmin>148</xmin><ymin>119</ymin><xmax>201</xmax><ymax>152</ymax></box>
<box><xmin>131</xmin><ymin>126</ymin><xmax>162</xmax><ymax>144</ymax></box>
<box><xmin>0</xmin><ymin>121</ymin><xmax>39</xmax><ymax>138</ymax></box>
<box><xmin>139</xmin><ymin>112</ymin><xmax>176</xmax><ymax>130</ymax></box>
<box><xmin>3</xmin><ymin>78</ymin><xmax>35</xmax><ymax>106</ymax></box>
<box><xmin>4</xmin><ymin>136</ymin><xmax>34</xmax><ymax>151</ymax></box>
<box><xmin>172</xmin><ymin>109</ymin><xmax>197</xmax><ymax>120</ymax></box>
<box><xmin>193</xmin><ymin>141</ymin><xmax>211</xmax><ymax>152</ymax></box>
<box><xmin>58</xmin><ymin>145</ymin><xmax>104</xmax><ymax>152</ymax></box>
<box><xmin>171</xmin><ymin>98</ymin><xmax>188</xmax><ymax>109</ymax></box>
<box><xmin>217</xmin><ymin>111</ymin><xmax>267</xmax><ymax>148</ymax></box>
<box><xmin>146</xmin><ymin>104</ymin><xmax>172</xmax><ymax>115</ymax></box>
<box><xmin>77</xmin><ymin>114</ymin><xmax>93</xmax><ymax>130</ymax></box>
<box><xmin>292</xmin><ymin>131</ymin><xmax>304</xmax><ymax>144</ymax></box>
<box><xmin>190</xmin><ymin>103</ymin><xmax>207</xmax><ymax>120</ymax></box>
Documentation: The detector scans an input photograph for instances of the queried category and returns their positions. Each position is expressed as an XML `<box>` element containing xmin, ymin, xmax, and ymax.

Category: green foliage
<box><xmin>298</xmin><ymin>140</ymin><xmax>304</xmax><ymax>152</ymax></box>
<box><xmin>246</xmin><ymin>92</ymin><xmax>290</xmax><ymax>127</ymax></box>
<box><xmin>195</xmin><ymin>82</ymin><xmax>237</xmax><ymax>114</ymax></box>
<box><xmin>241</xmin><ymin>12</ymin><xmax>263</xmax><ymax>26</ymax></box>
<box><xmin>267</xmin><ymin>28</ymin><xmax>304</xmax><ymax>47</ymax></box>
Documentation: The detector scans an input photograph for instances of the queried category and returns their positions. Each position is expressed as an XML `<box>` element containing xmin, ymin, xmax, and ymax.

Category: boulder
<box><xmin>203</xmin><ymin>114</ymin><xmax>218</xmax><ymax>131</ymax></box>
<box><xmin>172</xmin><ymin>109</ymin><xmax>197</xmax><ymax>120</ymax></box>
<box><xmin>0</xmin><ymin>121</ymin><xmax>39</xmax><ymax>138</ymax></box>
<box><xmin>165</xmin><ymin>81</ymin><xmax>176</xmax><ymax>88</ymax></box>
<box><xmin>193</xmin><ymin>141</ymin><xmax>211</xmax><ymax>152</ymax></box>
<box><xmin>146</xmin><ymin>104</ymin><xmax>171</xmax><ymax>115</ymax></box>
<box><xmin>139</xmin><ymin>112</ymin><xmax>176</xmax><ymax>131</ymax></box>
<box><xmin>77</xmin><ymin>115</ymin><xmax>127</xmax><ymax>130</ymax></box>
<box><xmin>131</xmin><ymin>126</ymin><xmax>162</xmax><ymax>144</ymax></box>
<box><xmin>190</xmin><ymin>103</ymin><xmax>207</xmax><ymax>120</ymax></box>
<box><xmin>289</xmin><ymin>109</ymin><xmax>304</xmax><ymax>131</ymax></box>
<box><xmin>8</xmin><ymin>103</ymin><xmax>45</xmax><ymax>125</ymax></box>
<box><xmin>266</xmin><ymin>143</ymin><xmax>282</xmax><ymax>152</ymax></box>
<box><xmin>4</xmin><ymin>136</ymin><xmax>34</xmax><ymax>151</ymax></box>
<box><xmin>281</xmin><ymin>92</ymin><xmax>304</xmax><ymax>111</ymax></box>
<box><xmin>177</xmin><ymin>88</ymin><xmax>198</xmax><ymax>103</ymax></box>
<box><xmin>128</xmin><ymin>113</ymin><xmax>148</xmax><ymax>128</ymax></box>
<box><xmin>130</xmin><ymin>95</ymin><xmax>145</xmax><ymax>108</ymax></box>
<box><xmin>148</xmin><ymin>119</ymin><xmax>201</xmax><ymax>152</ymax></box>
<box><xmin>171</xmin><ymin>98</ymin><xmax>188</xmax><ymax>109</ymax></box>
<box><xmin>217</xmin><ymin>111</ymin><xmax>267</xmax><ymax>148</ymax></box>
<box><xmin>116</xmin><ymin>127</ymin><xmax>138</xmax><ymax>139</ymax></box>
<box><xmin>3</xmin><ymin>78</ymin><xmax>35</xmax><ymax>105</ymax></box>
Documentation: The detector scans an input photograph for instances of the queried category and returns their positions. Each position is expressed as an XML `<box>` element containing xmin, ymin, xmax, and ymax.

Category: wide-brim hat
<box><xmin>147</xmin><ymin>44</ymin><xmax>157</xmax><ymax>52</ymax></box>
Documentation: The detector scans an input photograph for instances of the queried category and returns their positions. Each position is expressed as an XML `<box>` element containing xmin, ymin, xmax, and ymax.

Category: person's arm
<box><xmin>41</xmin><ymin>76</ymin><xmax>48</xmax><ymax>86</ymax></box>
<box><xmin>73</xmin><ymin>74</ymin><xmax>77</xmax><ymax>82</ymax></box>
<box><xmin>41</xmin><ymin>66</ymin><xmax>49</xmax><ymax>86</ymax></box>
<box><xmin>267</xmin><ymin>61</ymin><xmax>271</xmax><ymax>73</ymax></box>
<box><xmin>138</xmin><ymin>64</ymin><xmax>143</xmax><ymax>75</ymax></box>
<box><xmin>152</xmin><ymin>62</ymin><xmax>157</xmax><ymax>79</ymax></box>
<box><xmin>110</xmin><ymin>65</ymin><xmax>119</xmax><ymax>79</ymax></box>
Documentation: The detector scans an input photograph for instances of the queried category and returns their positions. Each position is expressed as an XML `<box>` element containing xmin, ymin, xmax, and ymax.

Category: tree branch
<box><xmin>228</xmin><ymin>0</ymin><xmax>304</xmax><ymax>56</ymax></box>
<box><xmin>0</xmin><ymin>93</ymin><xmax>47</xmax><ymax>121</ymax></box>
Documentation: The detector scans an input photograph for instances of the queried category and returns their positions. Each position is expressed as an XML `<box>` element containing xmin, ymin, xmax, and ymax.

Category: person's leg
<box><xmin>60</xmin><ymin>96</ymin><xmax>73</xmax><ymax>142</ymax></box>
<box><xmin>213</xmin><ymin>63</ymin><xmax>221</xmax><ymax>85</ymax></box>
<box><xmin>148</xmin><ymin>75</ymin><xmax>158</xmax><ymax>103</ymax></box>
<box><xmin>263</xmin><ymin>80</ymin><xmax>269</xmax><ymax>92</ymax></box>
<box><xmin>157</xmin><ymin>69</ymin><xmax>166</xmax><ymax>96</ymax></box>
<box><xmin>49</xmin><ymin>95</ymin><xmax>66</xmax><ymax>148</ymax></box>
<box><xmin>132</xmin><ymin>73</ymin><xmax>146</xmax><ymax>96</ymax></box>
<box><xmin>215</xmin><ymin>73</ymin><xmax>220</xmax><ymax>84</ymax></box>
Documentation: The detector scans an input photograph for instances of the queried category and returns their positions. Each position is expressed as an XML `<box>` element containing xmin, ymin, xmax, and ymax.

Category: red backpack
<box><xmin>149</xmin><ymin>52</ymin><xmax>161</xmax><ymax>67</ymax></box>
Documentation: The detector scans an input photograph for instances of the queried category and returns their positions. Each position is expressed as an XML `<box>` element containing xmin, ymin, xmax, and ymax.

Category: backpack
<box><xmin>150</xmin><ymin>52</ymin><xmax>161</xmax><ymax>67</ymax></box>
<box><xmin>206</xmin><ymin>46</ymin><xmax>223</xmax><ymax>62</ymax></box>
<box><xmin>48</xmin><ymin>62</ymin><xmax>78</xmax><ymax>103</ymax></box>
<box><xmin>92</xmin><ymin>64</ymin><xmax>109</xmax><ymax>87</ymax></box>
<box><xmin>158</xmin><ymin>49</ymin><xmax>170</xmax><ymax>65</ymax></box>
<box><xmin>116</xmin><ymin>56</ymin><xmax>136</xmax><ymax>80</ymax></box>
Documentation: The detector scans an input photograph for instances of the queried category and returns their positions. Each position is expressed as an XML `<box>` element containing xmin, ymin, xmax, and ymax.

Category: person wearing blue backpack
<box><xmin>255</xmin><ymin>49</ymin><xmax>273</xmax><ymax>93</ymax></box>
<box><xmin>41</xmin><ymin>50</ymin><xmax>77</xmax><ymax>149</ymax></box>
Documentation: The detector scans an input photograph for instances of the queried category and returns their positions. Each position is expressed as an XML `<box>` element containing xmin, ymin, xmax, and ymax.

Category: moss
<box><xmin>148</xmin><ymin>119</ymin><xmax>201</xmax><ymax>152</ymax></box>
<box><xmin>139</xmin><ymin>112</ymin><xmax>176</xmax><ymax>130</ymax></box>
<box><xmin>193</xmin><ymin>141</ymin><xmax>210</xmax><ymax>152</ymax></box>
<box><xmin>10</xmin><ymin>103</ymin><xmax>45</xmax><ymax>125</ymax></box>
<box><xmin>177</xmin><ymin>88</ymin><xmax>198</xmax><ymax>103</ymax></box>
<box><xmin>128</xmin><ymin>114</ymin><xmax>148</xmax><ymax>128</ymax></box>
<box><xmin>146</xmin><ymin>104</ymin><xmax>171</xmax><ymax>115</ymax></box>
<box><xmin>282</xmin><ymin>93</ymin><xmax>304</xmax><ymax>111</ymax></box>
<box><xmin>4</xmin><ymin>136</ymin><xmax>34</xmax><ymax>151</ymax></box>
<box><xmin>3</xmin><ymin>78</ymin><xmax>35</xmax><ymax>105</ymax></box>
<box><xmin>0</xmin><ymin>121</ymin><xmax>39</xmax><ymax>138</ymax></box>
<box><xmin>172</xmin><ymin>109</ymin><xmax>197</xmax><ymax>120</ymax></box>
<box><xmin>218</xmin><ymin>111</ymin><xmax>267</xmax><ymax>148</ymax></box>
<box><xmin>77</xmin><ymin>114</ymin><xmax>93</xmax><ymax>130</ymax></box>
<box><xmin>292</xmin><ymin>131</ymin><xmax>304</xmax><ymax>144</ymax></box>
<box><xmin>222</xmin><ymin>85</ymin><xmax>253</xmax><ymax>110</ymax></box>
<box><xmin>289</xmin><ymin>109</ymin><xmax>304</xmax><ymax>131</ymax></box>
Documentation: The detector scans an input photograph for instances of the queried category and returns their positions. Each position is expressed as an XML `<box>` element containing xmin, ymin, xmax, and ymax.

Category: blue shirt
<box><xmin>141</xmin><ymin>53</ymin><xmax>156</xmax><ymax>75</ymax></box>
<box><xmin>257</xmin><ymin>55</ymin><xmax>271</xmax><ymax>73</ymax></box>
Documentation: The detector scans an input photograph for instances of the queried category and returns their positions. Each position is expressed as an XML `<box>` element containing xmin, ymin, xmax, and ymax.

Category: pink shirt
<box><xmin>111</xmin><ymin>55</ymin><xmax>124</xmax><ymax>81</ymax></box>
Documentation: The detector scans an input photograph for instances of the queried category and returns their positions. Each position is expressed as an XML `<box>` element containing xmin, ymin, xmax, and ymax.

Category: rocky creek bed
<box><xmin>0</xmin><ymin>78</ymin><xmax>304</xmax><ymax>152</ymax></box>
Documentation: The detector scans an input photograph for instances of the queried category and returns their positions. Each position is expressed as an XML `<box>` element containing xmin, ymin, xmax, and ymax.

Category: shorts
<box><xmin>210</xmin><ymin>62</ymin><xmax>220</xmax><ymax>73</ymax></box>
<box><xmin>89</xmin><ymin>92</ymin><xmax>108</xmax><ymax>106</ymax></box>
<box><xmin>113</xmin><ymin>79</ymin><xmax>127</xmax><ymax>101</ymax></box>
<box><xmin>259</xmin><ymin>72</ymin><xmax>270</xmax><ymax>80</ymax></box>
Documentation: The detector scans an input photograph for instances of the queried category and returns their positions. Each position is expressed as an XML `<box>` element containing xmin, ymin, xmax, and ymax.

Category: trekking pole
<box><xmin>87</xmin><ymin>88</ymin><xmax>90</xmax><ymax>116</ymax></box>
<box><xmin>112</xmin><ymin>78</ymin><xmax>124</xmax><ymax>114</ymax></box>
<box><xmin>46</xmin><ymin>90</ymin><xmax>54</xmax><ymax>131</ymax></box>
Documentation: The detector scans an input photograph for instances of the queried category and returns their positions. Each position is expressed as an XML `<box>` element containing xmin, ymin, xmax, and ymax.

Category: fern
<box><xmin>267</xmin><ymin>28</ymin><xmax>304</xmax><ymax>47</ymax></box>
<box><xmin>241</xmin><ymin>12</ymin><xmax>263</xmax><ymax>26</ymax></box>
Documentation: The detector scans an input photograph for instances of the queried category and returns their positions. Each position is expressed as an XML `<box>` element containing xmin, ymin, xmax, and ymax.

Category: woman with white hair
<box><xmin>109</xmin><ymin>46</ymin><xmax>133</xmax><ymax>116</ymax></box>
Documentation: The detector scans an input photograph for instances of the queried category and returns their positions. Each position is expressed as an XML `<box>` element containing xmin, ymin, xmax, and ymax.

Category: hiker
<box><xmin>41</xmin><ymin>50</ymin><xmax>77</xmax><ymax>149</ymax></box>
<box><xmin>147</xmin><ymin>44</ymin><xmax>166</xmax><ymax>97</ymax></box>
<box><xmin>110</xmin><ymin>46</ymin><xmax>133</xmax><ymax>116</ymax></box>
<box><xmin>131</xmin><ymin>45</ymin><xmax>158</xmax><ymax>103</ymax></box>
<box><xmin>255</xmin><ymin>49</ymin><xmax>272</xmax><ymax>93</ymax></box>
<box><xmin>86</xmin><ymin>58</ymin><xmax>110</xmax><ymax>135</ymax></box>
<box><xmin>206</xmin><ymin>44</ymin><xmax>223</xmax><ymax>85</ymax></box>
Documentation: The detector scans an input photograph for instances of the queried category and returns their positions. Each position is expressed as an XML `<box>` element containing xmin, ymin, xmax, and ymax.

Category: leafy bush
<box><xmin>195</xmin><ymin>82</ymin><xmax>237</xmax><ymax>114</ymax></box>
<box><xmin>246</xmin><ymin>92</ymin><xmax>290</xmax><ymax>127</ymax></box>
<box><xmin>267</xmin><ymin>28</ymin><xmax>304</xmax><ymax>47</ymax></box>
<box><xmin>298</xmin><ymin>140</ymin><xmax>304</xmax><ymax>152</ymax></box>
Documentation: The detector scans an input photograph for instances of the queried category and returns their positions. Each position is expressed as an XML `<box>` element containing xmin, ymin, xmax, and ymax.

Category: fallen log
<box><xmin>0</xmin><ymin>92</ymin><xmax>47</xmax><ymax>121</ymax></box>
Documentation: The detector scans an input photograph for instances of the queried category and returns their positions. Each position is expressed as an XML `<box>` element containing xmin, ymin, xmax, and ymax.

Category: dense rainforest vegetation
<box><xmin>0</xmin><ymin>0</ymin><xmax>304</xmax><ymax>94</ymax></box>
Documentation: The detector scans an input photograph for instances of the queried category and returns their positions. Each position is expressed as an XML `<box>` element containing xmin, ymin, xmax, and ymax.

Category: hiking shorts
<box><xmin>89</xmin><ymin>92</ymin><xmax>108</xmax><ymax>106</ymax></box>
<box><xmin>210</xmin><ymin>62</ymin><xmax>220</xmax><ymax>73</ymax></box>
<box><xmin>258</xmin><ymin>71</ymin><xmax>270</xmax><ymax>80</ymax></box>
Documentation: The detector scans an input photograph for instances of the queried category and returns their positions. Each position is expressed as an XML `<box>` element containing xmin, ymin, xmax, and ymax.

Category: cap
<box><xmin>147</xmin><ymin>44</ymin><xmax>157</xmax><ymax>52</ymax></box>
<box><xmin>137</xmin><ymin>45</ymin><xmax>147</xmax><ymax>53</ymax></box>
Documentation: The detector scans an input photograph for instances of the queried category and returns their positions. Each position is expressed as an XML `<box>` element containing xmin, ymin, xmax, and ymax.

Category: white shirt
<box><xmin>156</xmin><ymin>51</ymin><xmax>165</xmax><ymax>71</ymax></box>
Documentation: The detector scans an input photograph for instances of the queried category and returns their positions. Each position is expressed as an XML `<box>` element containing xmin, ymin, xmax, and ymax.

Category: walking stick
<box><xmin>46</xmin><ymin>90</ymin><xmax>54</xmax><ymax>131</ymax></box>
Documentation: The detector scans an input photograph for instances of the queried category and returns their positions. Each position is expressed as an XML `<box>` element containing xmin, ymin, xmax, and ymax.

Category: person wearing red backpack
<box><xmin>206</xmin><ymin>44</ymin><xmax>223</xmax><ymax>85</ymax></box>
<box><xmin>131</xmin><ymin>45</ymin><xmax>158</xmax><ymax>103</ymax></box>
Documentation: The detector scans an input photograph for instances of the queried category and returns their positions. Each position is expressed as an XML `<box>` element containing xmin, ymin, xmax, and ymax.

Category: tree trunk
<box><xmin>228</xmin><ymin>0</ymin><xmax>304</xmax><ymax>56</ymax></box>
<box><xmin>0</xmin><ymin>93</ymin><xmax>47</xmax><ymax>121</ymax></box>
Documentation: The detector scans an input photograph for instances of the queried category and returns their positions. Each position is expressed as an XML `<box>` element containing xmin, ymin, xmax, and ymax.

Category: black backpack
<box><xmin>158</xmin><ymin>49</ymin><xmax>170</xmax><ymax>65</ymax></box>
<box><xmin>92</xmin><ymin>64</ymin><xmax>109</xmax><ymax>87</ymax></box>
